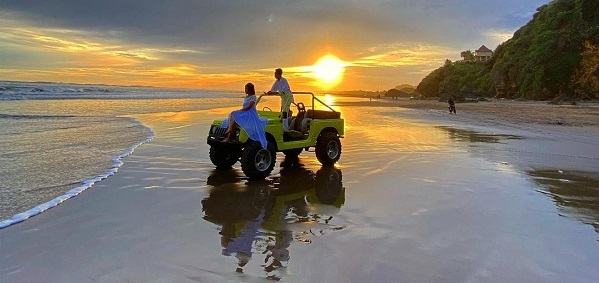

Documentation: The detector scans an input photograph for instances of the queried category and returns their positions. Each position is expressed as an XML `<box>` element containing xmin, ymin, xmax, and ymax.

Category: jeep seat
<box><xmin>306</xmin><ymin>110</ymin><xmax>341</xmax><ymax>119</ymax></box>
<box><xmin>292</xmin><ymin>110</ymin><xmax>307</xmax><ymax>132</ymax></box>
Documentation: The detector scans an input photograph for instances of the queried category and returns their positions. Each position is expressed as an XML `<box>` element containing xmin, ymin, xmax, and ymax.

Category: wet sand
<box><xmin>349</xmin><ymin>97</ymin><xmax>599</xmax><ymax>128</ymax></box>
<box><xmin>1</xmin><ymin>101</ymin><xmax>599</xmax><ymax>282</ymax></box>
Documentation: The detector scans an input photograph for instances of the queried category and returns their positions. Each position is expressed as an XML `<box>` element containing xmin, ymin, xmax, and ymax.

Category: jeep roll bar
<box><xmin>256</xmin><ymin>91</ymin><xmax>337</xmax><ymax>114</ymax></box>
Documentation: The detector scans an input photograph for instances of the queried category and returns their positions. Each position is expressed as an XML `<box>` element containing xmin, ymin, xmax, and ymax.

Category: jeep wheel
<box><xmin>241</xmin><ymin>141</ymin><xmax>276</xmax><ymax>180</ymax></box>
<box><xmin>283</xmin><ymin>148</ymin><xmax>303</xmax><ymax>158</ymax></box>
<box><xmin>210</xmin><ymin>145</ymin><xmax>241</xmax><ymax>170</ymax></box>
<box><xmin>315</xmin><ymin>132</ymin><xmax>341</xmax><ymax>166</ymax></box>
<box><xmin>315</xmin><ymin>167</ymin><xmax>343</xmax><ymax>205</ymax></box>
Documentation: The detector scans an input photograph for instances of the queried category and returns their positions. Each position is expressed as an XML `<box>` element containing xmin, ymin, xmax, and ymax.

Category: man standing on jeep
<box><xmin>266</xmin><ymin>68</ymin><xmax>294</xmax><ymax>132</ymax></box>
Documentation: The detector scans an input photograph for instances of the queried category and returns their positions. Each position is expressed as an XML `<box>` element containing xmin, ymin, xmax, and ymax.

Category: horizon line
<box><xmin>0</xmin><ymin>79</ymin><xmax>400</xmax><ymax>93</ymax></box>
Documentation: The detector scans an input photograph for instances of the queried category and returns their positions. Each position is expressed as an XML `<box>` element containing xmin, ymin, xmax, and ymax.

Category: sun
<box><xmin>311</xmin><ymin>54</ymin><xmax>346</xmax><ymax>89</ymax></box>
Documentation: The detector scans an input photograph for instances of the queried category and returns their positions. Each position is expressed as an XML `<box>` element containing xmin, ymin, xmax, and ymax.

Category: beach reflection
<box><xmin>202</xmin><ymin>160</ymin><xmax>345</xmax><ymax>280</ymax></box>
<box><xmin>437</xmin><ymin>126</ymin><xmax>522</xmax><ymax>143</ymax></box>
<box><xmin>528</xmin><ymin>169</ymin><xmax>599</xmax><ymax>234</ymax></box>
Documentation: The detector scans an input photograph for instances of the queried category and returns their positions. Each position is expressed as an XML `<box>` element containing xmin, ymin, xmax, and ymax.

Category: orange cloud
<box><xmin>352</xmin><ymin>43</ymin><xmax>456</xmax><ymax>68</ymax></box>
<box><xmin>0</xmin><ymin>13</ymin><xmax>458</xmax><ymax>90</ymax></box>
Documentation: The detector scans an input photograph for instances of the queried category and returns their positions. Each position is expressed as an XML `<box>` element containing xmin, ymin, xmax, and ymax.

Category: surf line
<box><xmin>0</xmin><ymin>122</ymin><xmax>155</xmax><ymax>230</ymax></box>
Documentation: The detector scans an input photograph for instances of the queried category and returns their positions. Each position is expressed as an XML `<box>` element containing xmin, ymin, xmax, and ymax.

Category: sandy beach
<box><xmin>1</xmin><ymin>98</ymin><xmax>598</xmax><ymax>282</ymax></box>
<box><xmin>348</xmin><ymin>97</ymin><xmax>599</xmax><ymax>127</ymax></box>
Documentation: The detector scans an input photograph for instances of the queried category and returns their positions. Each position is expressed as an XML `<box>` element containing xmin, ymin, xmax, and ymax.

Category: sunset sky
<box><xmin>0</xmin><ymin>0</ymin><xmax>550</xmax><ymax>91</ymax></box>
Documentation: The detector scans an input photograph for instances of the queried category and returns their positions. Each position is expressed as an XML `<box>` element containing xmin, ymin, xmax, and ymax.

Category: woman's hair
<box><xmin>245</xmin><ymin>83</ymin><xmax>255</xmax><ymax>95</ymax></box>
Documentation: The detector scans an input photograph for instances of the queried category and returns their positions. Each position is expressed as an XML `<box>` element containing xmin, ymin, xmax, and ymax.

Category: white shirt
<box><xmin>270</xmin><ymin>77</ymin><xmax>294</xmax><ymax>111</ymax></box>
<box><xmin>270</xmin><ymin>78</ymin><xmax>293</xmax><ymax>98</ymax></box>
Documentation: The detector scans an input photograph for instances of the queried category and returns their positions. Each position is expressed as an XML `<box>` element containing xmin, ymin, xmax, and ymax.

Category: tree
<box><xmin>460</xmin><ymin>50</ymin><xmax>475</xmax><ymax>61</ymax></box>
<box><xmin>385</xmin><ymin>89</ymin><xmax>410</xmax><ymax>98</ymax></box>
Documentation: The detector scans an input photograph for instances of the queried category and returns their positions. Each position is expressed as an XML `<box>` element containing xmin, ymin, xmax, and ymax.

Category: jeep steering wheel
<box><xmin>263</xmin><ymin>106</ymin><xmax>273</xmax><ymax>111</ymax></box>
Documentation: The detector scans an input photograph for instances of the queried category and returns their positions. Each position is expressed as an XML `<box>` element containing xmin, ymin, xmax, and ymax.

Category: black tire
<box><xmin>241</xmin><ymin>141</ymin><xmax>276</xmax><ymax>180</ymax></box>
<box><xmin>315</xmin><ymin>132</ymin><xmax>341</xmax><ymax>166</ymax></box>
<box><xmin>283</xmin><ymin>148</ymin><xmax>303</xmax><ymax>158</ymax></box>
<box><xmin>315</xmin><ymin>167</ymin><xmax>343</xmax><ymax>205</ymax></box>
<box><xmin>209</xmin><ymin>146</ymin><xmax>241</xmax><ymax>170</ymax></box>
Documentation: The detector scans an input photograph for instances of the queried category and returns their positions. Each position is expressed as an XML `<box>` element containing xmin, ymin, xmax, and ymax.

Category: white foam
<box><xmin>0</xmin><ymin>81</ymin><xmax>232</xmax><ymax>100</ymax></box>
<box><xmin>0</xmin><ymin>121</ymin><xmax>156</xmax><ymax>230</ymax></box>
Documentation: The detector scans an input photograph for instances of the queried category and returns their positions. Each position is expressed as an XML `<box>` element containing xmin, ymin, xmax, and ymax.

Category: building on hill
<box><xmin>474</xmin><ymin>45</ymin><xmax>493</xmax><ymax>62</ymax></box>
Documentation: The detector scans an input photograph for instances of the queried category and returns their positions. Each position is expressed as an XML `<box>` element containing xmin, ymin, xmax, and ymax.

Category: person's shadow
<box><xmin>202</xmin><ymin>158</ymin><xmax>345</xmax><ymax>279</ymax></box>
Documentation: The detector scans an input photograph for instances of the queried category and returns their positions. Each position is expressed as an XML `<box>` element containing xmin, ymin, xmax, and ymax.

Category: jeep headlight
<box><xmin>210</xmin><ymin>125</ymin><xmax>217</xmax><ymax>134</ymax></box>
<box><xmin>235</xmin><ymin>128</ymin><xmax>240</xmax><ymax>138</ymax></box>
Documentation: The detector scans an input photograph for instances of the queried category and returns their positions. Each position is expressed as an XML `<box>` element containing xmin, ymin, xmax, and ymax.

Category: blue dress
<box><xmin>222</xmin><ymin>95</ymin><xmax>268</xmax><ymax>149</ymax></box>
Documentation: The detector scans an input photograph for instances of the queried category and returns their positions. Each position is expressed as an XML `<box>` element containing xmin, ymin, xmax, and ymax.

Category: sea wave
<box><xmin>0</xmin><ymin>118</ymin><xmax>155</xmax><ymax>229</ymax></box>
<box><xmin>0</xmin><ymin>113</ymin><xmax>76</xmax><ymax>119</ymax></box>
<box><xmin>0</xmin><ymin>82</ymin><xmax>237</xmax><ymax>228</ymax></box>
<box><xmin>0</xmin><ymin>81</ymin><xmax>232</xmax><ymax>100</ymax></box>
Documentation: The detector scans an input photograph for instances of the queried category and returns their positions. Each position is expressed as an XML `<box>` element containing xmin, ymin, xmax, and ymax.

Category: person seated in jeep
<box><xmin>265</xmin><ymin>68</ymin><xmax>294</xmax><ymax>132</ymax></box>
<box><xmin>222</xmin><ymin>83</ymin><xmax>268</xmax><ymax>148</ymax></box>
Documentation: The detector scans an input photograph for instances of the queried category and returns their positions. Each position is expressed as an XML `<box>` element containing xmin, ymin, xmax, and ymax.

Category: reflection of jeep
<box><xmin>207</xmin><ymin>92</ymin><xmax>344</xmax><ymax>180</ymax></box>
<box><xmin>203</xmin><ymin>165</ymin><xmax>345</xmax><ymax>226</ymax></box>
<box><xmin>202</xmin><ymin>165</ymin><xmax>345</xmax><ymax>276</ymax></box>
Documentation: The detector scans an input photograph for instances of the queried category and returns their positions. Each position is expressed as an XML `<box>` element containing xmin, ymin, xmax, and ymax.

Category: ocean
<box><xmin>0</xmin><ymin>81</ymin><xmax>239</xmax><ymax>227</ymax></box>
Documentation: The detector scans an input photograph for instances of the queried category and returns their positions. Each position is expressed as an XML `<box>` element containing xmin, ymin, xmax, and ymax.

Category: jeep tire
<box><xmin>210</xmin><ymin>145</ymin><xmax>241</xmax><ymax>170</ymax></box>
<box><xmin>315</xmin><ymin>167</ymin><xmax>343</xmax><ymax>204</ymax></box>
<box><xmin>315</xmin><ymin>132</ymin><xmax>341</xmax><ymax>166</ymax></box>
<box><xmin>241</xmin><ymin>141</ymin><xmax>276</xmax><ymax>180</ymax></box>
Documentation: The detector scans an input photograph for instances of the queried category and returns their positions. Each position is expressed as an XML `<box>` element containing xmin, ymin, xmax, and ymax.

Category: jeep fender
<box><xmin>318</xmin><ymin>127</ymin><xmax>339</xmax><ymax>137</ymax></box>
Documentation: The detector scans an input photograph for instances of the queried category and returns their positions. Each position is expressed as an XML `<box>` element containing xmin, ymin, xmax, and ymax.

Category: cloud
<box><xmin>0</xmin><ymin>0</ymin><xmax>550</xmax><ymax>90</ymax></box>
<box><xmin>483</xmin><ymin>30</ymin><xmax>516</xmax><ymax>49</ymax></box>
<box><xmin>352</xmin><ymin>43</ymin><xmax>456</xmax><ymax>67</ymax></box>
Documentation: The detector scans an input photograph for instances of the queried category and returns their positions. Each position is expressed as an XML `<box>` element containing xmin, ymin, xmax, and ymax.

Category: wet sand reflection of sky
<box><xmin>438</xmin><ymin>126</ymin><xmax>599</xmax><ymax>235</ymax></box>
<box><xmin>437</xmin><ymin>126</ymin><xmax>523</xmax><ymax>144</ymax></box>
<box><xmin>528</xmin><ymin>169</ymin><xmax>599</xmax><ymax>234</ymax></box>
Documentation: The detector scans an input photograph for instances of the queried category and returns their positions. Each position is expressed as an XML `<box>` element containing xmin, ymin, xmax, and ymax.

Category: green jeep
<box><xmin>207</xmin><ymin>92</ymin><xmax>344</xmax><ymax>180</ymax></box>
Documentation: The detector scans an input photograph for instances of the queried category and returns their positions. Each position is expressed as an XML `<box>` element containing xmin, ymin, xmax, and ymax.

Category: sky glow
<box><xmin>0</xmin><ymin>1</ymin><xmax>550</xmax><ymax>91</ymax></box>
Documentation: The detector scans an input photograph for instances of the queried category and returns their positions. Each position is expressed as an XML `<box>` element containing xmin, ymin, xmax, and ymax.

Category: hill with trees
<box><xmin>385</xmin><ymin>88</ymin><xmax>411</xmax><ymax>98</ymax></box>
<box><xmin>416</xmin><ymin>0</ymin><xmax>599</xmax><ymax>101</ymax></box>
<box><xmin>393</xmin><ymin>84</ymin><xmax>416</xmax><ymax>93</ymax></box>
<box><xmin>384</xmin><ymin>84</ymin><xmax>415</xmax><ymax>98</ymax></box>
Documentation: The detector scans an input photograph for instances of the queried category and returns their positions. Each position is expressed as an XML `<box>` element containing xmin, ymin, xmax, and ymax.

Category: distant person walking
<box><xmin>448</xmin><ymin>96</ymin><xmax>456</xmax><ymax>114</ymax></box>
<box><xmin>266</xmin><ymin>68</ymin><xmax>294</xmax><ymax>132</ymax></box>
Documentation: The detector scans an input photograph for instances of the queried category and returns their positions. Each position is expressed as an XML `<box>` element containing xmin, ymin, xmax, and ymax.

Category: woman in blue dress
<box><xmin>222</xmin><ymin>83</ymin><xmax>268</xmax><ymax>149</ymax></box>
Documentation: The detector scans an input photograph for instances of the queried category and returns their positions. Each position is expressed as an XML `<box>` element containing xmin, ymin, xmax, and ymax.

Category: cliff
<box><xmin>416</xmin><ymin>0</ymin><xmax>599</xmax><ymax>100</ymax></box>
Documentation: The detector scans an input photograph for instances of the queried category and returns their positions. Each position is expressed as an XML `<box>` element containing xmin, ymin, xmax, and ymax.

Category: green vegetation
<box><xmin>384</xmin><ymin>84</ymin><xmax>416</xmax><ymax>98</ymax></box>
<box><xmin>415</xmin><ymin>0</ymin><xmax>599</xmax><ymax>101</ymax></box>
<box><xmin>394</xmin><ymin>84</ymin><xmax>416</xmax><ymax>93</ymax></box>
<box><xmin>416</xmin><ymin>60</ymin><xmax>494</xmax><ymax>101</ymax></box>
<box><xmin>460</xmin><ymin>50</ymin><xmax>475</xmax><ymax>62</ymax></box>
<box><xmin>385</xmin><ymin>89</ymin><xmax>410</xmax><ymax>98</ymax></box>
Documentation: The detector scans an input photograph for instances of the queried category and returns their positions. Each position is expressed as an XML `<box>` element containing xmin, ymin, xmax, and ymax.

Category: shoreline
<box><xmin>2</xmin><ymin>97</ymin><xmax>598</xmax><ymax>229</ymax></box>
<box><xmin>0</xmin><ymin>117</ymin><xmax>155</xmax><ymax>229</ymax></box>
<box><xmin>2</xmin><ymin>98</ymin><xmax>598</xmax><ymax>226</ymax></box>
<box><xmin>335</xmin><ymin>97</ymin><xmax>599</xmax><ymax>128</ymax></box>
